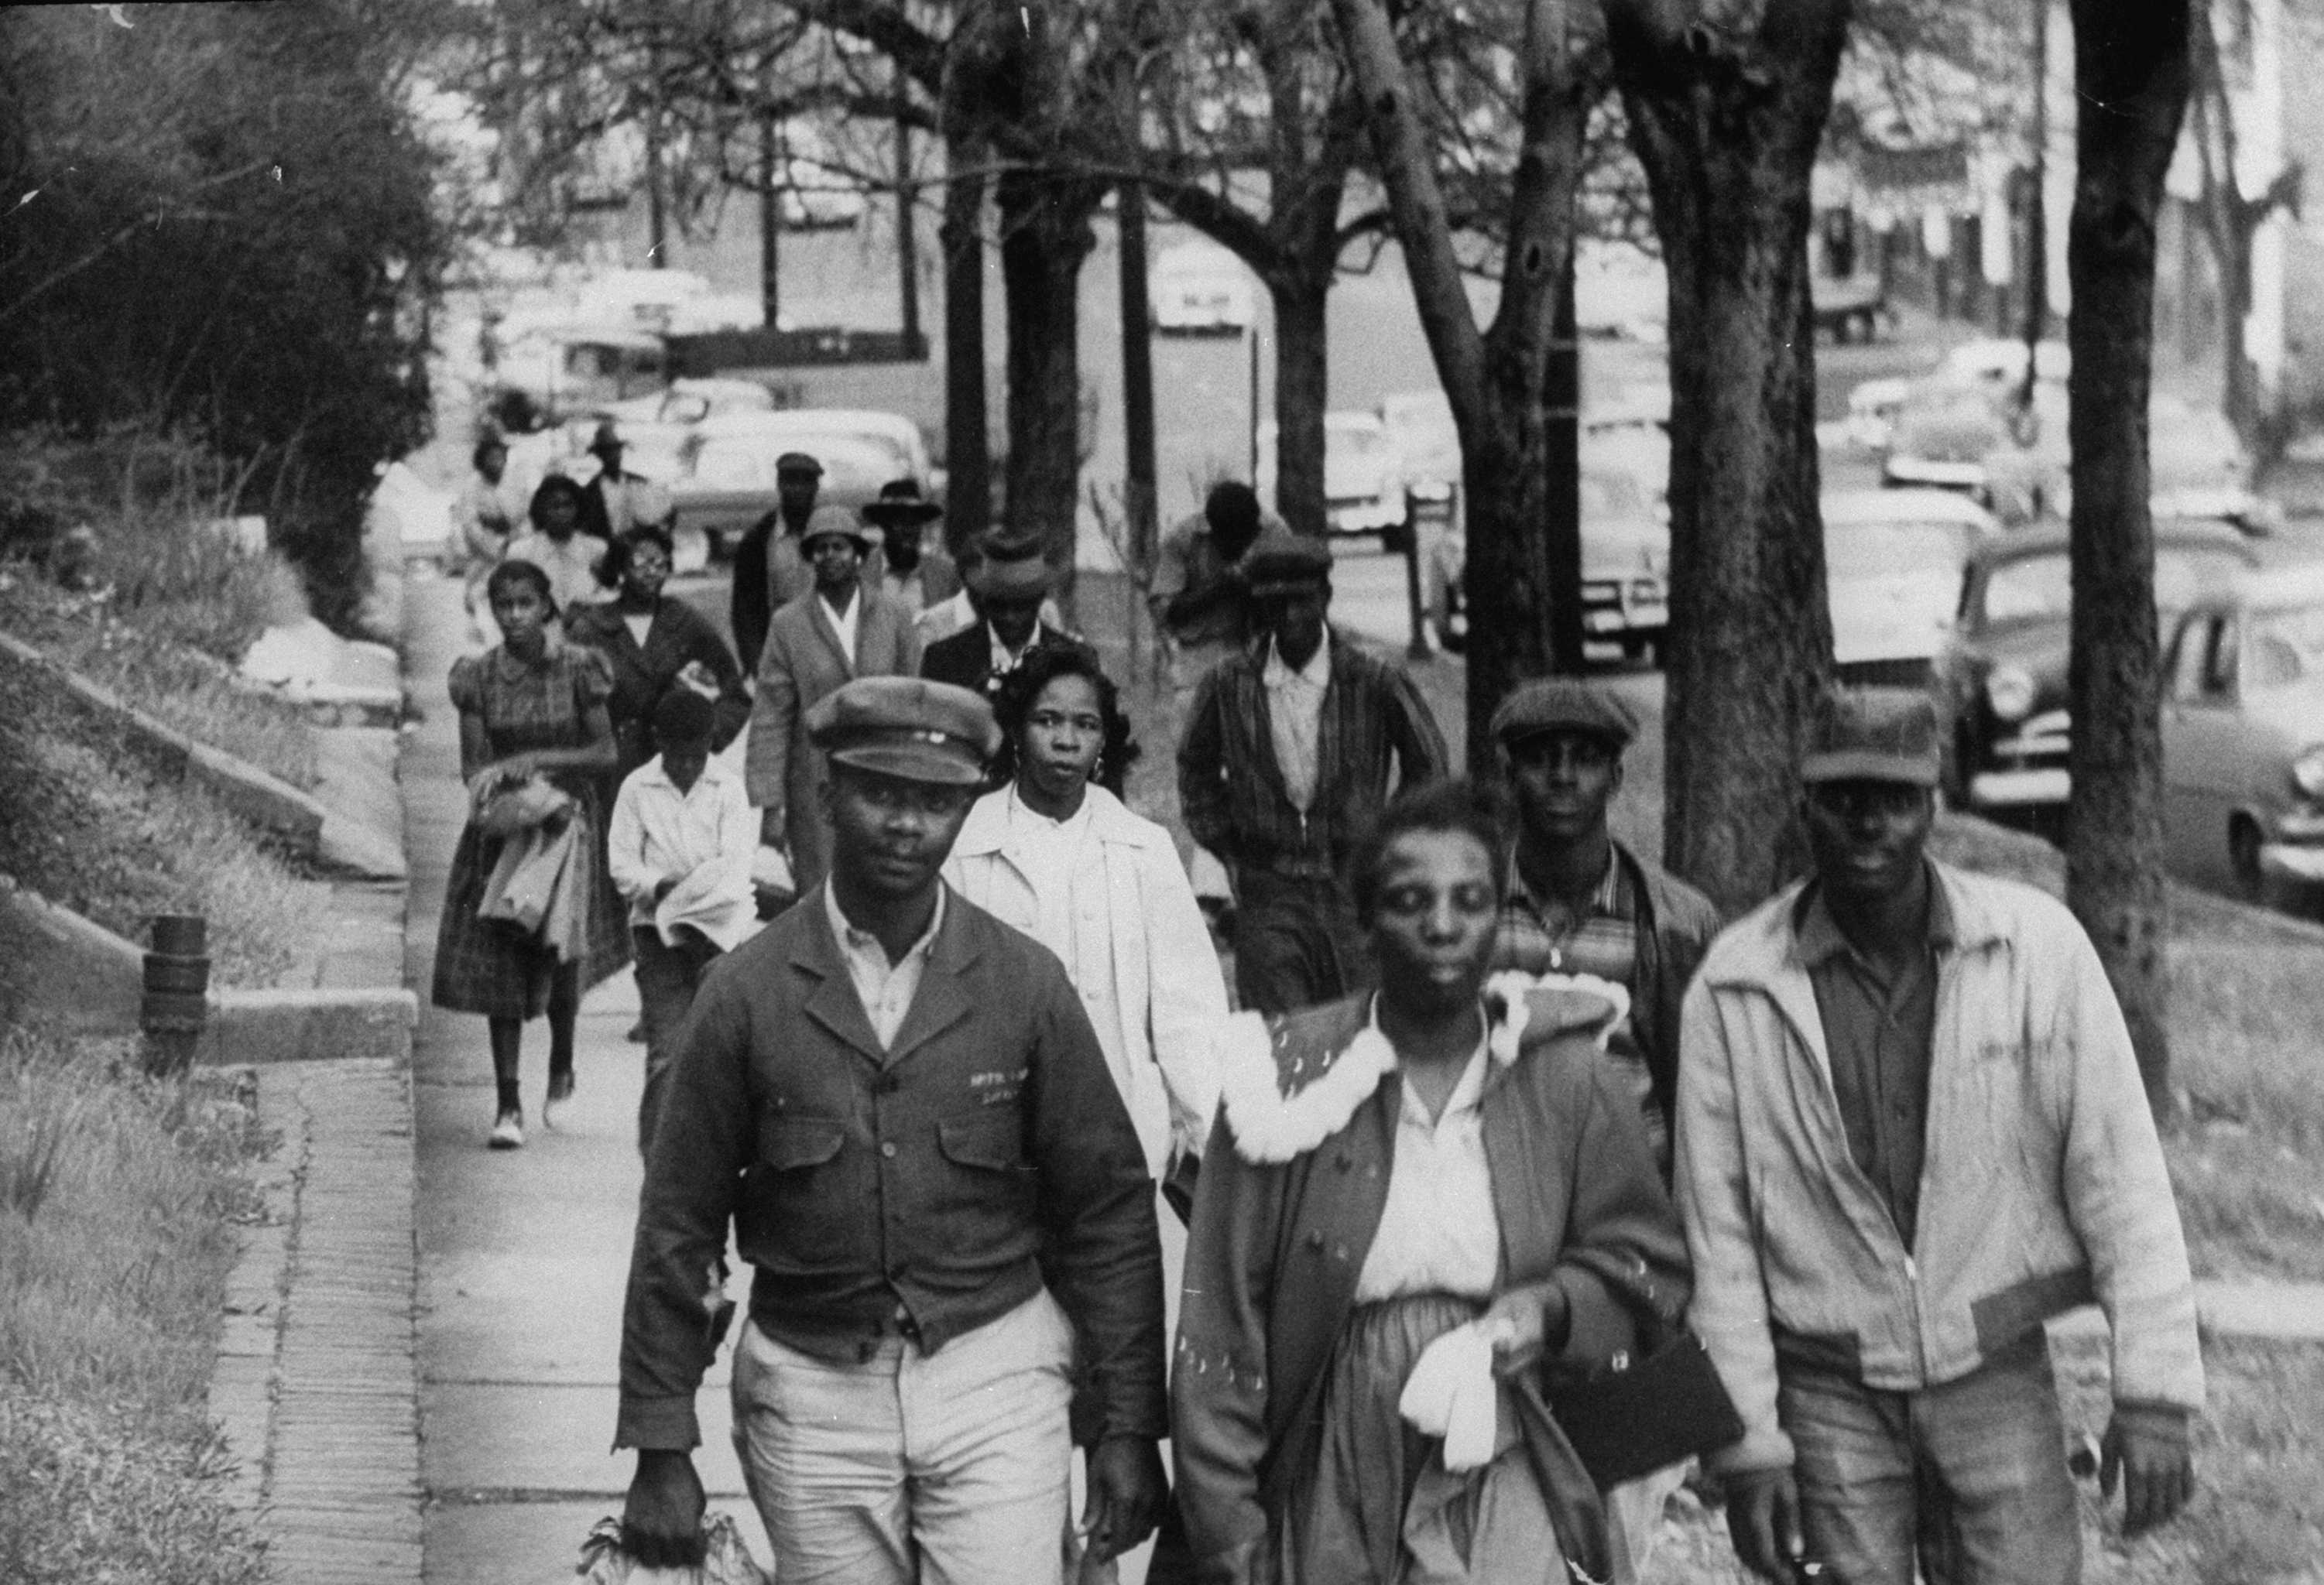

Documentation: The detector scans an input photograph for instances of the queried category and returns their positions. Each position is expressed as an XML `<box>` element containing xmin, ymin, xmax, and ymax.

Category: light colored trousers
<box><xmin>730</xmin><ymin>1288</ymin><xmax>1075</xmax><ymax>1585</ymax></box>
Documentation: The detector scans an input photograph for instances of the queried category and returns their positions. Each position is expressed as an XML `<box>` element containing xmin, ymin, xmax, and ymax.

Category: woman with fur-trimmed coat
<box><xmin>1171</xmin><ymin>782</ymin><xmax>1688</xmax><ymax>1585</ymax></box>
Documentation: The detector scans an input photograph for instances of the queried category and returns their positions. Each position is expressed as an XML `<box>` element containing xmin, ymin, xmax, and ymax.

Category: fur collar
<box><xmin>1217</xmin><ymin>971</ymin><xmax>1629</xmax><ymax>1164</ymax></box>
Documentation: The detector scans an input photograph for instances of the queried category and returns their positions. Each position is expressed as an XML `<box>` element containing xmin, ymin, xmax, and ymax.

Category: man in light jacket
<box><xmin>1674</xmin><ymin>687</ymin><xmax>2202</xmax><ymax>1584</ymax></box>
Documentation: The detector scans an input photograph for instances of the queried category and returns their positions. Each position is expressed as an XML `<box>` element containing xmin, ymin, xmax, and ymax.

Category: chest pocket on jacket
<box><xmin>933</xmin><ymin>1112</ymin><xmax>1037</xmax><ymax>1246</ymax></box>
<box><xmin>760</xmin><ymin>1114</ymin><xmax>847</xmax><ymax>1171</ymax></box>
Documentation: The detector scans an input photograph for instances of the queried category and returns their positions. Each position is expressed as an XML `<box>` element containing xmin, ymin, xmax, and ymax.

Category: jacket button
<box><xmin>880</xmin><ymin>1142</ymin><xmax>897</xmax><ymax>1159</ymax></box>
<box><xmin>877</xmin><ymin>1073</ymin><xmax>900</xmax><ymax>1094</ymax></box>
<box><xmin>1306</xmin><ymin>1231</ymin><xmax>1325</xmax><ymax>1250</ymax></box>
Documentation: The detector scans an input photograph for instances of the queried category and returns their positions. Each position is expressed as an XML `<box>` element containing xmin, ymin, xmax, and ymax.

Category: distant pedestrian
<box><xmin>863</xmin><ymin>477</ymin><xmax>961</xmax><ymax>618</ymax></box>
<box><xmin>1677</xmin><ymin>687</ymin><xmax>2204</xmax><ymax>1584</ymax></box>
<box><xmin>455</xmin><ymin>433</ymin><xmax>519</xmax><ymax>649</ymax></box>
<box><xmin>605</xmin><ymin>688</ymin><xmax>758</xmax><ymax>1152</ymax></box>
<box><xmin>615</xmin><ymin>676</ymin><xmax>1169</xmax><ymax>1584</ymax></box>
<box><xmin>743</xmin><ymin>506</ymin><xmax>922</xmax><ymax>896</ymax></box>
<box><xmin>430</xmin><ymin>559</ymin><xmax>629</xmax><ymax>1150</ymax></box>
<box><xmin>730</xmin><ymin>450</ymin><xmax>821</xmax><ymax>675</ymax></box>
<box><xmin>578</xmin><ymin>421</ymin><xmax>675</xmax><ymax>544</ymax></box>
<box><xmin>1488</xmin><ymin>677</ymin><xmax>1719</xmax><ymax>1177</ymax></box>
<box><xmin>1176</xmin><ymin>526</ymin><xmax>1447</xmax><ymax>1014</ymax></box>
<box><xmin>1149</xmin><ymin>481</ymin><xmax>1273</xmax><ymax>919</ymax></box>
<box><xmin>502</xmin><ymin>474</ymin><xmax>612</xmax><ymax>619</ymax></box>
<box><xmin>565</xmin><ymin>526</ymin><xmax>749</xmax><ymax>780</ymax></box>
<box><xmin>920</xmin><ymin>529</ymin><xmax>1071</xmax><ymax>704</ymax></box>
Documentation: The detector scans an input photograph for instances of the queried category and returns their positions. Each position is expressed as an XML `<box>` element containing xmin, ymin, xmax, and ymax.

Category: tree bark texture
<box><xmin>939</xmin><ymin>130</ymin><xmax>991</xmax><ymax>553</ymax></box>
<box><xmin>1270</xmin><ymin>274</ymin><xmax>1332</xmax><ymax>539</ymax></box>
<box><xmin>996</xmin><ymin>164</ymin><xmax>1102</xmax><ymax>577</ymax></box>
<box><xmin>1609</xmin><ymin>0</ymin><xmax>1851</xmax><ymax>916</ymax></box>
<box><xmin>2065</xmin><ymin>0</ymin><xmax>2192</xmax><ymax>1106</ymax></box>
<box><xmin>1119</xmin><ymin>179</ymin><xmax>1160</xmax><ymax>574</ymax></box>
<box><xmin>1333</xmin><ymin>0</ymin><xmax>1592</xmax><ymax>780</ymax></box>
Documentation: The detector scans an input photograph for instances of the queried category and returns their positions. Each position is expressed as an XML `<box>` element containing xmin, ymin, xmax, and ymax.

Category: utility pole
<box><xmin>896</xmin><ymin>68</ymin><xmax>921</xmax><ymax>349</ymax></box>
<box><xmin>1118</xmin><ymin>181</ymin><xmax>1159</xmax><ymax>577</ymax></box>
<box><xmin>759</xmin><ymin>109</ymin><xmax>781</xmax><ymax>330</ymax></box>
<box><xmin>2021</xmin><ymin>0</ymin><xmax>2050</xmax><ymax>406</ymax></box>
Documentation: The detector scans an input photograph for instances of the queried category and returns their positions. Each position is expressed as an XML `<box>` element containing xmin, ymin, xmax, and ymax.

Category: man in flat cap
<box><xmin>732</xmin><ymin>450</ymin><xmax>844</xmax><ymax>673</ymax></box>
<box><xmin>863</xmin><ymin>477</ymin><xmax>962</xmax><ymax>619</ymax></box>
<box><xmin>1177</xmin><ymin>525</ymin><xmax>1447</xmax><ymax>1013</ymax></box>
<box><xmin>1489</xmin><ymin>676</ymin><xmax>1718</xmax><ymax>1179</ymax></box>
<box><xmin>579</xmin><ymin>419</ymin><xmax>675</xmax><ymax>546</ymax></box>
<box><xmin>618</xmin><ymin>676</ymin><xmax>1169</xmax><ymax>1583</ymax></box>
<box><xmin>920</xmin><ymin>527</ymin><xmax>1071</xmax><ymax>703</ymax></box>
<box><xmin>745</xmin><ymin>506</ymin><xmax>922</xmax><ymax>895</ymax></box>
<box><xmin>1674</xmin><ymin>687</ymin><xmax>2203</xmax><ymax>1584</ymax></box>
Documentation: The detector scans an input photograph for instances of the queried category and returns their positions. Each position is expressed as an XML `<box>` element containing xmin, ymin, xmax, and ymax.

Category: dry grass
<box><xmin>0</xmin><ymin>1022</ymin><xmax>271</xmax><ymax>1585</ymax></box>
<box><xmin>1639</xmin><ymin>1336</ymin><xmax>2324</xmax><ymax>1584</ymax></box>
<box><xmin>0</xmin><ymin>643</ymin><xmax>332</xmax><ymax>988</ymax></box>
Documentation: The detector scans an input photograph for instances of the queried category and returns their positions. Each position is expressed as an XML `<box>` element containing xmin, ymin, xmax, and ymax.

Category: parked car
<box><xmin>2158</xmin><ymin>563</ymin><xmax>2324</xmax><ymax>906</ymax></box>
<box><xmin>485</xmin><ymin>322</ymin><xmax>669</xmax><ymax>428</ymax></box>
<box><xmin>668</xmin><ymin>409</ymin><xmax>936</xmax><ymax>557</ymax></box>
<box><xmin>1880</xmin><ymin>380</ymin><xmax>2065</xmax><ymax>525</ymax></box>
<box><xmin>1432</xmin><ymin>467</ymin><xmax>1668</xmax><ymax>662</ymax></box>
<box><xmin>1936</xmin><ymin>518</ymin><xmax>2261</xmax><ymax>818</ymax></box>
<box><xmin>1379</xmin><ymin>389</ymin><xmax>1462</xmax><ymax>495</ymax></box>
<box><xmin>1151</xmin><ymin>240</ymin><xmax>1256</xmax><ymax>334</ymax></box>
<box><xmin>602</xmin><ymin>377</ymin><xmax>775</xmax><ymax>429</ymax></box>
<box><xmin>1836</xmin><ymin>375</ymin><xmax>1911</xmax><ymax>452</ymax></box>
<box><xmin>1255</xmin><ymin>412</ymin><xmax>1406</xmax><ymax>536</ymax></box>
<box><xmin>1582</xmin><ymin>387</ymin><xmax>1672</xmax><ymax>512</ymax></box>
<box><xmin>1823</xmin><ymin>489</ymin><xmax>2000</xmax><ymax>688</ymax></box>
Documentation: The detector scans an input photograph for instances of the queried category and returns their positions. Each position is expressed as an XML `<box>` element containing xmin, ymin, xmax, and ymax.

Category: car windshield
<box><xmin>1981</xmin><ymin>545</ymin><xmax>2247</xmax><ymax>626</ymax></box>
<box><xmin>1827</xmin><ymin>522</ymin><xmax>1970</xmax><ymax>580</ymax></box>
<box><xmin>2244</xmin><ymin>605</ymin><xmax>2324</xmax><ymax>689</ymax></box>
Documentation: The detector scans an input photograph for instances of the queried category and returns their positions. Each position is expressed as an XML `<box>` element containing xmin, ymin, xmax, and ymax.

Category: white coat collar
<box><xmin>952</xmin><ymin>782</ymin><xmax>1151</xmax><ymax>858</ymax></box>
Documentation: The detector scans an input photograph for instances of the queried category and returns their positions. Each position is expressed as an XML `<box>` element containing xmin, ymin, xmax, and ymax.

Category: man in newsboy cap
<box><xmin>618</xmin><ymin>675</ymin><xmax>1169</xmax><ymax>1582</ymax></box>
<box><xmin>1674</xmin><ymin>687</ymin><xmax>2203</xmax><ymax>1584</ymax></box>
<box><xmin>1175</xmin><ymin>525</ymin><xmax>1448</xmax><ymax>1013</ymax></box>
<box><xmin>1489</xmin><ymin>676</ymin><xmax>1719</xmax><ymax>1180</ymax></box>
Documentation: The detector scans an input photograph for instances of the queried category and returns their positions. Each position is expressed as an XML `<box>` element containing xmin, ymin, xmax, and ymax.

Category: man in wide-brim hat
<box><xmin>862</xmin><ymin>478</ymin><xmax>961</xmax><ymax>620</ymax></box>
<box><xmin>919</xmin><ymin>526</ymin><xmax>1071</xmax><ymax>701</ymax></box>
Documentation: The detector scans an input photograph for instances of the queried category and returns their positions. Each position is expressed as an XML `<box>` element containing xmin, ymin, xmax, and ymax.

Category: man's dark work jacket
<box><xmin>615</xmin><ymin>885</ymin><xmax>1168</xmax><ymax>1452</ymax></box>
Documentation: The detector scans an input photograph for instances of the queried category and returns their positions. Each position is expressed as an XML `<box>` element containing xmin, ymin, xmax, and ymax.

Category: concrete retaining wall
<box><xmin>0</xmin><ymin>632</ymin><xmax>404</xmax><ymax>881</ymax></box>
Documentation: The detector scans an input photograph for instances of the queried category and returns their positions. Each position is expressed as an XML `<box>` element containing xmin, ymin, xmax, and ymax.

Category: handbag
<box><xmin>1541</xmin><ymin>1247</ymin><xmax>1744</xmax><ymax>1488</ymax></box>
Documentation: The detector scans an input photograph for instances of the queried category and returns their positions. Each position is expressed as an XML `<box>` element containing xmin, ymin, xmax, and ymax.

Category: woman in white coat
<box><xmin>944</xmin><ymin>641</ymin><xmax>1228</xmax><ymax>1185</ymax></box>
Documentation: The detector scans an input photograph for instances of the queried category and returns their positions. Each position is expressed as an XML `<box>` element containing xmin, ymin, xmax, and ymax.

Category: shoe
<box><xmin>488</xmin><ymin>1109</ymin><xmax>524</xmax><ymax>1149</ymax></box>
<box><xmin>543</xmin><ymin>1071</ymin><xmax>574</xmax><ymax>1131</ymax></box>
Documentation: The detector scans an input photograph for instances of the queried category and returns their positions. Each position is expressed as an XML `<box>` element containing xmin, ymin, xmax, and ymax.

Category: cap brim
<box><xmin>827</xmin><ymin>745</ymin><xmax>986</xmax><ymax>786</ymax></box>
<box><xmin>1249</xmin><ymin>576</ymin><xmax>1328</xmax><ymax>597</ymax></box>
<box><xmin>1496</xmin><ymin>718</ymin><xmax>1632</xmax><ymax>749</ymax></box>
<box><xmin>968</xmin><ymin>568</ymin><xmax>1055</xmax><ymax>599</ymax></box>
<box><xmin>1801</xmin><ymin>751</ymin><xmax>1939</xmax><ymax>786</ymax></box>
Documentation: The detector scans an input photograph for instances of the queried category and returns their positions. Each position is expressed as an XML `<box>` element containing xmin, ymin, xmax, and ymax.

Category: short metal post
<box><xmin>142</xmin><ymin>913</ymin><xmax>209</xmax><ymax>1078</ymax></box>
<box><xmin>1401</xmin><ymin>494</ymin><xmax>1431</xmax><ymax>662</ymax></box>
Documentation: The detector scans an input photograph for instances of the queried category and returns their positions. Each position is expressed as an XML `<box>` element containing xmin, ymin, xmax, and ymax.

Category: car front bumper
<box><xmin>2261</xmin><ymin>806</ymin><xmax>2324</xmax><ymax>880</ymax></box>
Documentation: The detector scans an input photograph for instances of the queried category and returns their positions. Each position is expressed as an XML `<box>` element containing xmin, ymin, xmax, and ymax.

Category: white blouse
<box><xmin>1355</xmin><ymin>1032</ymin><xmax>1503</xmax><ymax>1303</ymax></box>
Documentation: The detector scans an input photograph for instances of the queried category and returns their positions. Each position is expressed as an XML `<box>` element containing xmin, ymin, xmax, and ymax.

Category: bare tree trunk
<box><xmin>1119</xmin><ymin>179</ymin><xmax>1159</xmax><ymax>574</ymax></box>
<box><xmin>2066</xmin><ymin>0</ymin><xmax>2192</xmax><ymax>1107</ymax></box>
<box><xmin>1609</xmin><ymin>0</ymin><xmax>1851</xmax><ymax>916</ymax></box>
<box><xmin>940</xmin><ymin>135</ymin><xmax>991</xmax><ymax>553</ymax></box>
<box><xmin>1270</xmin><ymin>274</ymin><xmax>1330</xmax><ymax>537</ymax></box>
<box><xmin>996</xmin><ymin>166</ymin><xmax>1102</xmax><ymax>580</ymax></box>
<box><xmin>1333</xmin><ymin>0</ymin><xmax>1590</xmax><ymax>779</ymax></box>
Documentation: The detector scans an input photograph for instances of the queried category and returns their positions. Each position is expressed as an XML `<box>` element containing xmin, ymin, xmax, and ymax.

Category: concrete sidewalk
<box><xmin>402</xmin><ymin>572</ymin><xmax>767</xmax><ymax>1583</ymax></box>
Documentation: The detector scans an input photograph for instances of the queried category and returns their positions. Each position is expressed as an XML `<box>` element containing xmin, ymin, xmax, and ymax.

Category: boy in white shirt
<box><xmin>606</xmin><ymin>689</ymin><xmax>760</xmax><ymax>1150</ymax></box>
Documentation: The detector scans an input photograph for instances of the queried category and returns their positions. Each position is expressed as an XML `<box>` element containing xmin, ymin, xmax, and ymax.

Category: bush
<box><xmin>0</xmin><ymin>1023</ymin><xmax>269</xmax><ymax>1585</ymax></box>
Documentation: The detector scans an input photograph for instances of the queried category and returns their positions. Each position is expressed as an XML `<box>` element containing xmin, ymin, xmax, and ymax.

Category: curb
<box><xmin>0</xmin><ymin>630</ymin><xmax>406</xmax><ymax>882</ymax></box>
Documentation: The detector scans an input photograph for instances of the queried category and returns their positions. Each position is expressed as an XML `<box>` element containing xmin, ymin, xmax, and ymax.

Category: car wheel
<box><xmin>2230</xmin><ymin>816</ymin><xmax>2267</xmax><ymax>903</ymax></box>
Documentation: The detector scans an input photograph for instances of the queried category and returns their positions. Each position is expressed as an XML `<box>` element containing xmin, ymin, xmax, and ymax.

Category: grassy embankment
<box><xmin>1092</xmin><ymin>604</ymin><xmax>2324</xmax><ymax>1580</ymax></box>
<box><xmin>0</xmin><ymin>430</ymin><xmax>334</xmax><ymax>986</ymax></box>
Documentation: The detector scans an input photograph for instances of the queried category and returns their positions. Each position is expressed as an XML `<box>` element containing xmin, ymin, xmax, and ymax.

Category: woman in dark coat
<box><xmin>1171</xmin><ymin>780</ymin><xmax>1689</xmax><ymax>1585</ymax></box>
<box><xmin>564</xmin><ymin>525</ymin><xmax>750</xmax><ymax>777</ymax></box>
<box><xmin>430</xmin><ymin>560</ymin><xmax>631</xmax><ymax>1149</ymax></box>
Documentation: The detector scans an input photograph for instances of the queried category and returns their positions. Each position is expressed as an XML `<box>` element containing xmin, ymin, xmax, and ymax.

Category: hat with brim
<box><xmin>1243</xmin><ymin>525</ymin><xmax>1333</xmax><ymax>597</ymax></box>
<box><xmin>797</xmin><ymin>503</ymin><xmax>873</xmax><ymax>553</ymax></box>
<box><xmin>808</xmin><ymin>676</ymin><xmax>999</xmax><ymax>786</ymax></box>
<box><xmin>774</xmin><ymin>451</ymin><xmax>824</xmax><ymax>478</ymax></box>
<box><xmin>1801</xmin><ymin>686</ymin><xmax>1942</xmax><ymax>786</ymax></box>
<box><xmin>1491</xmin><ymin>677</ymin><xmax>1637</xmax><ymax>751</ymax></box>
<box><xmin>861</xmin><ymin>479</ymin><xmax>944</xmax><ymax>529</ymax></box>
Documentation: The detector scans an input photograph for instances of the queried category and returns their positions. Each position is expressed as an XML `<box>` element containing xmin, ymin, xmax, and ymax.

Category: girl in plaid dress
<box><xmin>432</xmin><ymin>560</ymin><xmax>631</xmax><ymax>1149</ymax></box>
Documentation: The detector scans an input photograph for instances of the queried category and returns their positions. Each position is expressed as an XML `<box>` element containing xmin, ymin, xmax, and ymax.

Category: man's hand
<box><xmin>1081</xmin><ymin>1436</ymin><xmax>1167</xmax><ymax>1563</ymax></box>
<box><xmin>2101</xmin><ymin>1403</ymin><xmax>2194</xmax><ymax>1536</ymax></box>
<box><xmin>621</xmin><ymin>1449</ymin><xmax>706</xmax><ymax>1568</ymax></box>
<box><xmin>1722</xmin><ymin>1466</ymin><xmax>1803</xmax><ymax>1583</ymax></box>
